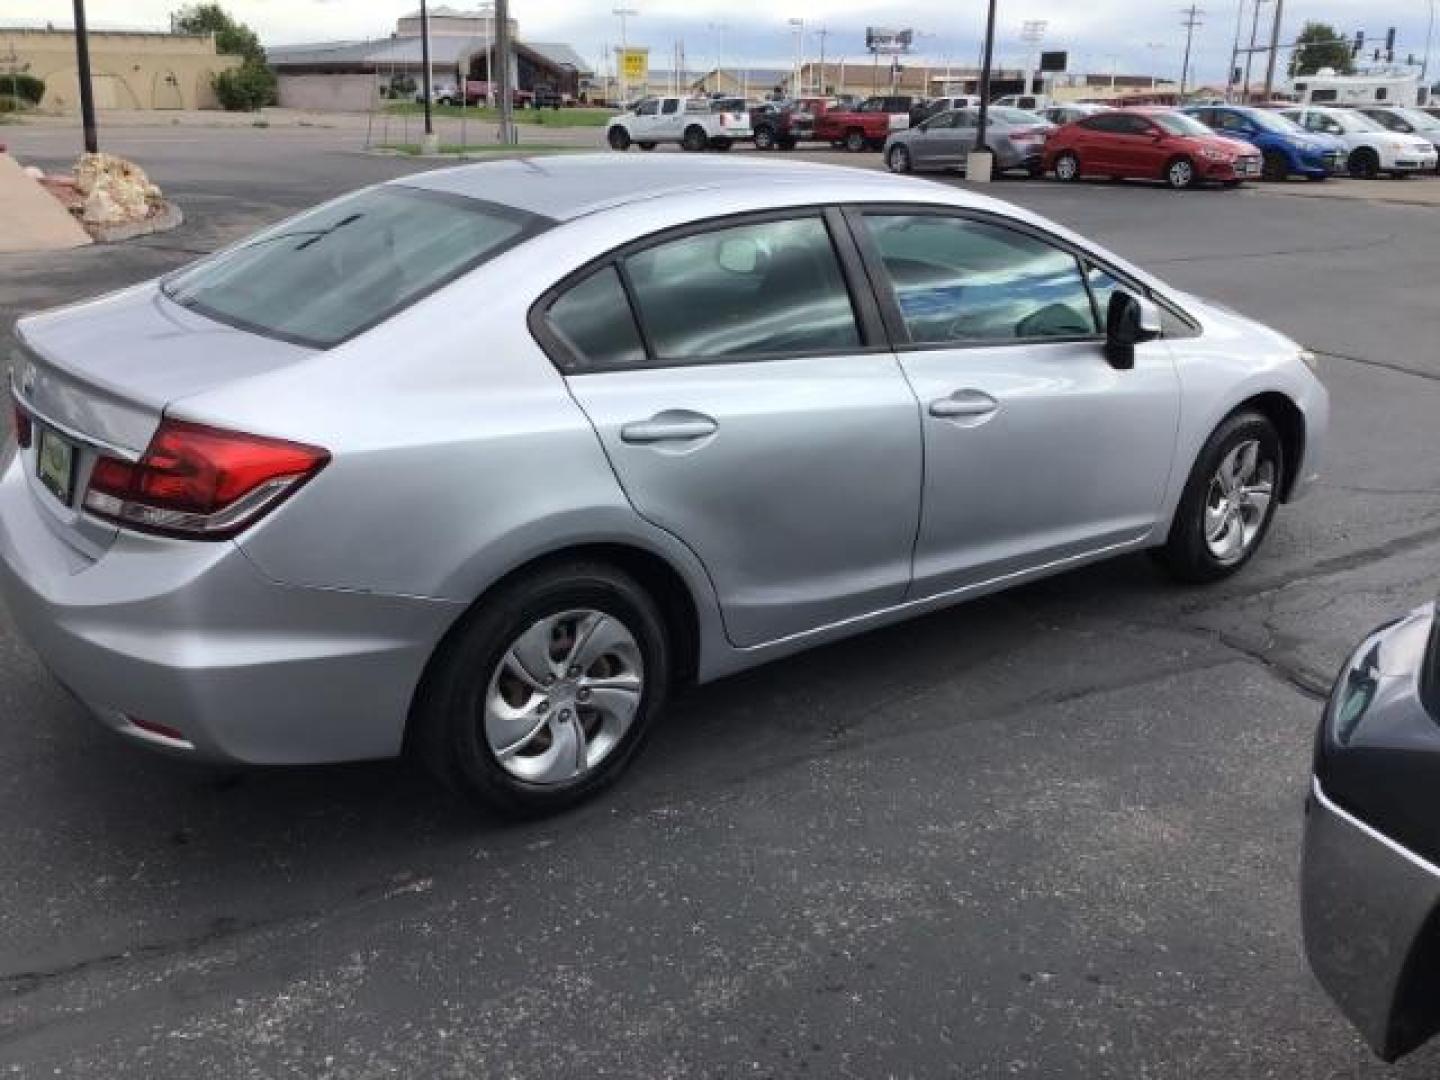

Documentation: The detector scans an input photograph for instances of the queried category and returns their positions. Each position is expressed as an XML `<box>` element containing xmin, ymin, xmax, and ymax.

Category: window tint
<box><xmin>624</xmin><ymin>217</ymin><xmax>860</xmax><ymax>361</ymax></box>
<box><xmin>163</xmin><ymin>187</ymin><xmax>536</xmax><ymax>348</ymax></box>
<box><xmin>925</xmin><ymin>111</ymin><xmax>959</xmax><ymax>129</ymax></box>
<box><xmin>862</xmin><ymin>215</ymin><xmax>1099</xmax><ymax>344</ymax></box>
<box><xmin>661</xmin><ymin>98</ymin><xmax>679</xmax><ymax>114</ymax></box>
<box><xmin>636</xmin><ymin>99</ymin><xmax>659</xmax><ymax>116</ymax></box>
<box><xmin>546</xmin><ymin>266</ymin><xmax>646</xmax><ymax>373</ymax></box>
<box><xmin>1084</xmin><ymin>113</ymin><xmax>1129</xmax><ymax>133</ymax></box>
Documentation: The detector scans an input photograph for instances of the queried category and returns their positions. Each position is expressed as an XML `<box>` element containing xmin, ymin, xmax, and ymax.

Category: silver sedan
<box><xmin>884</xmin><ymin>107</ymin><xmax>1054</xmax><ymax>176</ymax></box>
<box><xmin>0</xmin><ymin>156</ymin><xmax>1328</xmax><ymax>815</ymax></box>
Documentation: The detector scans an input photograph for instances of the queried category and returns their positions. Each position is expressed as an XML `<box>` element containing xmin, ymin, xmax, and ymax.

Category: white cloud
<box><xmin>4</xmin><ymin>0</ymin><xmax>1432</xmax><ymax>86</ymax></box>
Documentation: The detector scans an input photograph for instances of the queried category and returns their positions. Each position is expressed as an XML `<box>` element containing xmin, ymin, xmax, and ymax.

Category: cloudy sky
<box><xmin>7</xmin><ymin>1</ymin><xmax>1435</xmax><ymax>86</ymax></box>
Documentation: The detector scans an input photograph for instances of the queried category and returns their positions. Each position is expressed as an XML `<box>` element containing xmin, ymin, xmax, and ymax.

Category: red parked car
<box><xmin>1044</xmin><ymin>108</ymin><xmax>1262</xmax><ymax>189</ymax></box>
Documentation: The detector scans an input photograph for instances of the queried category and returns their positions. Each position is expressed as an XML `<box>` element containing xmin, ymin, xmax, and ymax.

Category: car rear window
<box><xmin>162</xmin><ymin>186</ymin><xmax>544</xmax><ymax>348</ymax></box>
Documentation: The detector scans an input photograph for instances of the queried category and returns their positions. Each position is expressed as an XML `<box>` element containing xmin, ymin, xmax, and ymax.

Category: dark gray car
<box><xmin>883</xmin><ymin>107</ymin><xmax>1053</xmax><ymax>177</ymax></box>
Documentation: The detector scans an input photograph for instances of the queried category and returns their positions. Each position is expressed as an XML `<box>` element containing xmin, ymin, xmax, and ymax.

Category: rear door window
<box><xmin>162</xmin><ymin>186</ymin><xmax>543</xmax><ymax>348</ymax></box>
<box><xmin>622</xmin><ymin>216</ymin><xmax>861</xmax><ymax>362</ymax></box>
<box><xmin>545</xmin><ymin>266</ymin><xmax>646</xmax><ymax>373</ymax></box>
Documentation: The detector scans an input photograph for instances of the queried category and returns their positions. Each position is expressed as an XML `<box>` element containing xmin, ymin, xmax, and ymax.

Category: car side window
<box><xmin>926</xmin><ymin>112</ymin><xmax>958</xmax><ymax>130</ymax></box>
<box><xmin>636</xmin><ymin>99</ymin><xmax>659</xmax><ymax>116</ymax></box>
<box><xmin>623</xmin><ymin>216</ymin><xmax>861</xmax><ymax>362</ymax></box>
<box><xmin>861</xmin><ymin>214</ymin><xmax>1100</xmax><ymax>345</ymax></box>
<box><xmin>661</xmin><ymin>99</ymin><xmax>679</xmax><ymax>115</ymax></box>
<box><xmin>545</xmin><ymin>265</ymin><xmax>647</xmax><ymax>374</ymax></box>
<box><xmin>955</xmin><ymin>110</ymin><xmax>977</xmax><ymax>128</ymax></box>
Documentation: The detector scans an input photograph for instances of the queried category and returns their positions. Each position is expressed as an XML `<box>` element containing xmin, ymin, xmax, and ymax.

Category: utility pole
<box><xmin>1180</xmin><ymin>5</ymin><xmax>1204</xmax><ymax>98</ymax></box>
<box><xmin>495</xmin><ymin>0</ymin><xmax>516</xmax><ymax>144</ymax></box>
<box><xmin>1261</xmin><ymin>0</ymin><xmax>1284</xmax><ymax>99</ymax></box>
<box><xmin>1422</xmin><ymin>0</ymin><xmax>1435</xmax><ymax>82</ymax></box>
<box><xmin>72</xmin><ymin>0</ymin><xmax>98</xmax><ymax>153</ymax></box>
<box><xmin>1242</xmin><ymin>0</ymin><xmax>1268</xmax><ymax>100</ymax></box>
<box><xmin>419</xmin><ymin>0</ymin><xmax>437</xmax><ymax>153</ymax></box>
<box><xmin>1227</xmin><ymin>0</ymin><xmax>1246</xmax><ymax>101</ymax></box>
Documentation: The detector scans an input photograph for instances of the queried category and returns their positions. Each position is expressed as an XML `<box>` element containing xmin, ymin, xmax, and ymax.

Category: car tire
<box><xmin>607</xmin><ymin>126</ymin><xmax>632</xmax><ymax>151</ymax></box>
<box><xmin>754</xmin><ymin>124</ymin><xmax>777</xmax><ymax>150</ymax></box>
<box><xmin>414</xmin><ymin>560</ymin><xmax>671</xmax><ymax>818</ymax></box>
<box><xmin>1053</xmin><ymin>151</ymin><xmax>1081</xmax><ymax>181</ymax></box>
<box><xmin>886</xmin><ymin>144</ymin><xmax>912</xmax><ymax>173</ymax></box>
<box><xmin>682</xmin><ymin>125</ymin><xmax>709</xmax><ymax>152</ymax></box>
<box><xmin>844</xmin><ymin>128</ymin><xmax>868</xmax><ymax>153</ymax></box>
<box><xmin>637</xmin><ymin>141</ymin><xmax>656</xmax><ymax>151</ymax></box>
<box><xmin>1348</xmin><ymin>148</ymin><xmax>1380</xmax><ymax>179</ymax></box>
<box><xmin>1261</xmin><ymin>150</ymin><xmax>1288</xmax><ymax>181</ymax></box>
<box><xmin>1154</xmin><ymin>411</ymin><xmax>1284</xmax><ymax>584</ymax></box>
<box><xmin>1165</xmin><ymin>156</ymin><xmax>1196</xmax><ymax>190</ymax></box>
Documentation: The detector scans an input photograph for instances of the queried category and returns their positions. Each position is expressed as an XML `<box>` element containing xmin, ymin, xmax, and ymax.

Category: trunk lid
<box><xmin>11</xmin><ymin>282</ymin><xmax>314</xmax><ymax>558</ymax></box>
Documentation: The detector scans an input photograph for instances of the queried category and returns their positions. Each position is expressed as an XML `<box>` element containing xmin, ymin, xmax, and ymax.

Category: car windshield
<box><xmin>162</xmin><ymin>186</ymin><xmax>540</xmax><ymax>348</ymax></box>
<box><xmin>1337</xmin><ymin>110</ymin><xmax>1385</xmax><ymax>132</ymax></box>
<box><xmin>1249</xmin><ymin>110</ymin><xmax>1305</xmax><ymax>133</ymax></box>
<box><xmin>1394</xmin><ymin>107</ymin><xmax>1440</xmax><ymax>130</ymax></box>
<box><xmin>1151</xmin><ymin>112</ymin><xmax>1213</xmax><ymax>136</ymax></box>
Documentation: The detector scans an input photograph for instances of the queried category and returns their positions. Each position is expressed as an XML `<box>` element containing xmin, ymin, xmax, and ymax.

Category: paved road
<box><xmin>2</xmin><ymin>126</ymin><xmax>1440</xmax><ymax>1078</ymax></box>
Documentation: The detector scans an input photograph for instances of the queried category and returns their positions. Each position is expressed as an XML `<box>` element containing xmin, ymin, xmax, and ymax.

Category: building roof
<box><xmin>526</xmin><ymin>42</ymin><xmax>589</xmax><ymax>73</ymax></box>
<box><xmin>394</xmin><ymin>153</ymin><xmax>942</xmax><ymax>221</ymax></box>
<box><xmin>400</xmin><ymin>6</ymin><xmax>490</xmax><ymax>18</ymax></box>
<box><xmin>269</xmin><ymin>34</ymin><xmax>591</xmax><ymax>74</ymax></box>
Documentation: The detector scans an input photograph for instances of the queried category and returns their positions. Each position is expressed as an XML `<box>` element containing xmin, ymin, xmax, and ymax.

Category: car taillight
<box><xmin>83</xmin><ymin>418</ymin><xmax>329</xmax><ymax>540</ymax></box>
<box><xmin>10</xmin><ymin>391</ymin><xmax>32</xmax><ymax>449</ymax></box>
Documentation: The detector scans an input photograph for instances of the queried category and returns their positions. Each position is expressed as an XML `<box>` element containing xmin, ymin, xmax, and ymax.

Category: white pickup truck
<box><xmin>606</xmin><ymin>97</ymin><xmax>753</xmax><ymax>152</ymax></box>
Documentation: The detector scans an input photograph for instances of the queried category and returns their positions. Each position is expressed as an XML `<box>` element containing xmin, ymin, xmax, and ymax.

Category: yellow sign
<box><xmin>619</xmin><ymin>47</ymin><xmax>648</xmax><ymax>83</ymax></box>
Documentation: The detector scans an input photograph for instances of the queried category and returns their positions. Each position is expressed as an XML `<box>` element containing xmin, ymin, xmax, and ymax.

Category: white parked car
<box><xmin>993</xmin><ymin>93</ymin><xmax>1052</xmax><ymax>112</ymax></box>
<box><xmin>1280</xmin><ymin>106</ymin><xmax>1438</xmax><ymax>178</ymax></box>
<box><xmin>606</xmin><ymin>97</ymin><xmax>753</xmax><ymax>153</ymax></box>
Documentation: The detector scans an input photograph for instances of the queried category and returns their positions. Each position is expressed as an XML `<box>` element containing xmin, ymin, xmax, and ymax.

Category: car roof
<box><xmin>393</xmin><ymin>154</ymin><xmax>947</xmax><ymax>222</ymax></box>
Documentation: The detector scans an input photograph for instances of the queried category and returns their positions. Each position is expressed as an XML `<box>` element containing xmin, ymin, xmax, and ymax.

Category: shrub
<box><xmin>213</xmin><ymin>60</ymin><xmax>276</xmax><ymax>112</ymax></box>
<box><xmin>3</xmin><ymin>73</ymin><xmax>45</xmax><ymax>105</ymax></box>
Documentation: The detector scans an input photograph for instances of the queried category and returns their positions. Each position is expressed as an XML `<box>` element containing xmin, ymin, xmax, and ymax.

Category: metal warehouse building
<box><xmin>267</xmin><ymin>6</ymin><xmax>590</xmax><ymax>112</ymax></box>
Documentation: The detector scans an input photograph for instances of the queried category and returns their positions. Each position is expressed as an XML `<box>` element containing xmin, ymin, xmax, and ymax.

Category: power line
<box><xmin>1179</xmin><ymin>4</ymin><xmax>1205</xmax><ymax>96</ymax></box>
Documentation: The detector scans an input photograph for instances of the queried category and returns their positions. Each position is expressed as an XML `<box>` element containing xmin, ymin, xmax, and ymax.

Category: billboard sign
<box><xmin>865</xmin><ymin>28</ymin><xmax>913</xmax><ymax>55</ymax></box>
<box><xmin>1040</xmin><ymin>50</ymin><xmax>1068</xmax><ymax>73</ymax></box>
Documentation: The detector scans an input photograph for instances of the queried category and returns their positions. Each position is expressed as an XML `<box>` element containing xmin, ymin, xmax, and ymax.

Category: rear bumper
<box><xmin>1303</xmin><ymin>778</ymin><xmax>1440</xmax><ymax>1061</ymax></box>
<box><xmin>0</xmin><ymin>455</ymin><xmax>461</xmax><ymax>765</ymax></box>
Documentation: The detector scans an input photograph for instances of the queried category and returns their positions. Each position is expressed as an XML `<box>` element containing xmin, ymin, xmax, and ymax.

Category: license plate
<box><xmin>1239</xmin><ymin>160</ymin><xmax>1259</xmax><ymax>176</ymax></box>
<box><xmin>36</xmin><ymin>427</ymin><xmax>77</xmax><ymax>506</ymax></box>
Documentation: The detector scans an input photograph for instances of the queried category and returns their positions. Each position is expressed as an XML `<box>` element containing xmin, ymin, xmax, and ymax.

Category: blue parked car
<box><xmin>1183</xmin><ymin>105</ymin><xmax>1348</xmax><ymax>181</ymax></box>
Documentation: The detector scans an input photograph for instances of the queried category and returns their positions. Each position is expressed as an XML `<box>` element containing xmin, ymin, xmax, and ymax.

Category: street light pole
<box><xmin>613</xmin><ymin>8</ymin><xmax>637</xmax><ymax>104</ymax></box>
<box><xmin>975</xmin><ymin>0</ymin><xmax>998</xmax><ymax>153</ymax></box>
<box><xmin>72</xmin><ymin>0</ymin><xmax>98</xmax><ymax>153</ymax></box>
<box><xmin>495</xmin><ymin>0</ymin><xmax>516</xmax><ymax>143</ymax></box>
<box><xmin>419</xmin><ymin>0</ymin><xmax>436</xmax><ymax>153</ymax></box>
<box><xmin>788</xmin><ymin>19</ymin><xmax>805</xmax><ymax>97</ymax></box>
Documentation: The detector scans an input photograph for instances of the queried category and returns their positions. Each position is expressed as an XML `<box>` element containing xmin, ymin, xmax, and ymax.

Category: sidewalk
<box><xmin>0</xmin><ymin>152</ymin><xmax>90</xmax><ymax>253</ymax></box>
<box><xmin>1254</xmin><ymin>173</ymin><xmax>1440</xmax><ymax>208</ymax></box>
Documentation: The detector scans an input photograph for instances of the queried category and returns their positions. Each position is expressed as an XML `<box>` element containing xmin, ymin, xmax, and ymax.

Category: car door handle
<box><xmin>620</xmin><ymin>412</ymin><xmax>719</xmax><ymax>444</ymax></box>
<box><xmin>929</xmin><ymin>391</ymin><xmax>999</xmax><ymax>420</ymax></box>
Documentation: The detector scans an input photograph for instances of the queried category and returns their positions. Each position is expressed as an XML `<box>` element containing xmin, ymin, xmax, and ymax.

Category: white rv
<box><xmin>1291</xmin><ymin>70</ymin><xmax>1429</xmax><ymax>108</ymax></box>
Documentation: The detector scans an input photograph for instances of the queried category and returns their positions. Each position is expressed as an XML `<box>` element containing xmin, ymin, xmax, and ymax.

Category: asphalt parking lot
<box><xmin>2</xmin><ymin>123</ymin><xmax>1440</xmax><ymax>1078</ymax></box>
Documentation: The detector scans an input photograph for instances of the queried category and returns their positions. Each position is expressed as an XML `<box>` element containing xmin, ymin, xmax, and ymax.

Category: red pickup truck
<box><xmin>812</xmin><ymin>96</ymin><xmax>916</xmax><ymax>152</ymax></box>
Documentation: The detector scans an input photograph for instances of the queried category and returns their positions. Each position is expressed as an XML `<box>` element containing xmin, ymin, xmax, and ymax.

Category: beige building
<box><xmin>1</xmin><ymin>27</ymin><xmax>240</xmax><ymax>112</ymax></box>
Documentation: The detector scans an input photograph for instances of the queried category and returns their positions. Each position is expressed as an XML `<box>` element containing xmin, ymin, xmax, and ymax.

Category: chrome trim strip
<box><xmin>1313</xmin><ymin>778</ymin><xmax>1440</xmax><ymax>884</ymax></box>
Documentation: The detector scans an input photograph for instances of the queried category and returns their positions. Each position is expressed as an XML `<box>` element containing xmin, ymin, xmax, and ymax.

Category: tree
<box><xmin>172</xmin><ymin>3</ymin><xmax>276</xmax><ymax>110</ymax></box>
<box><xmin>1289</xmin><ymin>22</ymin><xmax>1356</xmax><ymax>77</ymax></box>
<box><xmin>172</xmin><ymin>3</ymin><xmax>263</xmax><ymax>62</ymax></box>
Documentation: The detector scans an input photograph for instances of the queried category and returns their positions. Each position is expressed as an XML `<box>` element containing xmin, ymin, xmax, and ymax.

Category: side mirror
<box><xmin>1105</xmin><ymin>290</ymin><xmax>1162</xmax><ymax>370</ymax></box>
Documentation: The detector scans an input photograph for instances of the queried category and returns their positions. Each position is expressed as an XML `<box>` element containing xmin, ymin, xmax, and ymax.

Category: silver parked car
<box><xmin>1</xmin><ymin>156</ymin><xmax>1328</xmax><ymax>815</ymax></box>
<box><xmin>884</xmin><ymin>107</ymin><xmax>1053</xmax><ymax>177</ymax></box>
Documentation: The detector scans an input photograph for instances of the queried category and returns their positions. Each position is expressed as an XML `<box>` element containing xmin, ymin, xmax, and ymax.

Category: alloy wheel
<box><xmin>1203</xmin><ymin>440</ymin><xmax>1276</xmax><ymax>565</ymax></box>
<box><xmin>1055</xmin><ymin>153</ymin><xmax>1079</xmax><ymax>181</ymax></box>
<box><xmin>887</xmin><ymin>145</ymin><xmax>911</xmax><ymax>173</ymax></box>
<box><xmin>1168</xmin><ymin>159</ymin><xmax>1194</xmax><ymax>189</ymax></box>
<box><xmin>483</xmin><ymin>609</ymin><xmax>644</xmax><ymax>785</ymax></box>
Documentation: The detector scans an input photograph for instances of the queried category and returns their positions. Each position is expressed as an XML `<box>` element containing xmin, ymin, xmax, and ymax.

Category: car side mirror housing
<box><xmin>1105</xmin><ymin>290</ymin><xmax>1162</xmax><ymax>370</ymax></box>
